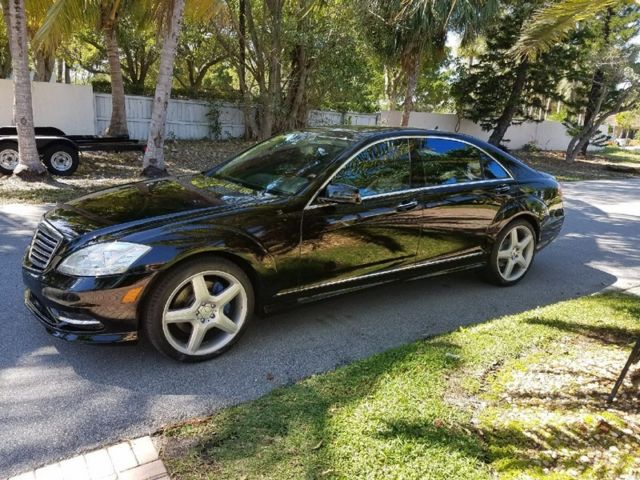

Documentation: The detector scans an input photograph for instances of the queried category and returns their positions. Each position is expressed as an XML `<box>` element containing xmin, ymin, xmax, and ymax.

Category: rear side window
<box><xmin>408</xmin><ymin>138</ymin><xmax>509</xmax><ymax>186</ymax></box>
<box><xmin>483</xmin><ymin>156</ymin><xmax>510</xmax><ymax>179</ymax></box>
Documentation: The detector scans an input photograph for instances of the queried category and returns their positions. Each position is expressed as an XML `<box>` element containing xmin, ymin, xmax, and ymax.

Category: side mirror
<box><xmin>319</xmin><ymin>183</ymin><xmax>361</xmax><ymax>205</ymax></box>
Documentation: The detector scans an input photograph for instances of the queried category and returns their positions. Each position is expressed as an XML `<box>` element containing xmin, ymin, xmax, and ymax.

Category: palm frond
<box><xmin>511</xmin><ymin>0</ymin><xmax>630</xmax><ymax>61</ymax></box>
<box><xmin>32</xmin><ymin>0</ymin><xmax>102</xmax><ymax>54</ymax></box>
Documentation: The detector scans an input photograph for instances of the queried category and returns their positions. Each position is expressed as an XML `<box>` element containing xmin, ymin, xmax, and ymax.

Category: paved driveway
<box><xmin>1</xmin><ymin>179</ymin><xmax>640</xmax><ymax>476</ymax></box>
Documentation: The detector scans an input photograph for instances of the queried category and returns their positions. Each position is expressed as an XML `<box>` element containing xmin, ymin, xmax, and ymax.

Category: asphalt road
<box><xmin>1</xmin><ymin>179</ymin><xmax>640</xmax><ymax>476</ymax></box>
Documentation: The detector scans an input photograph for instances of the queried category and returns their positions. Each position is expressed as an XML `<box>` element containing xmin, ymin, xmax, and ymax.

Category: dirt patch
<box><xmin>459</xmin><ymin>335</ymin><xmax>640</xmax><ymax>478</ymax></box>
<box><xmin>0</xmin><ymin>140</ymin><xmax>256</xmax><ymax>204</ymax></box>
<box><xmin>517</xmin><ymin>150</ymin><xmax>640</xmax><ymax>182</ymax></box>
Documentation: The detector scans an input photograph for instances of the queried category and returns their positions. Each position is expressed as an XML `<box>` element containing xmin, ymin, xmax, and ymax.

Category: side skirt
<box><xmin>262</xmin><ymin>256</ymin><xmax>488</xmax><ymax>314</ymax></box>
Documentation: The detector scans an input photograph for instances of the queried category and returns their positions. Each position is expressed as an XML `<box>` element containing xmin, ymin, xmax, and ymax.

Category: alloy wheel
<box><xmin>496</xmin><ymin>225</ymin><xmax>535</xmax><ymax>282</ymax></box>
<box><xmin>161</xmin><ymin>270</ymin><xmax>248</xmax><ymax>356</ymax></box>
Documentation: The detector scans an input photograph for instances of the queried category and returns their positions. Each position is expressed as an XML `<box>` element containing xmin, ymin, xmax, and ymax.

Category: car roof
<box><xmin>303</xmin><ymin>126</ymin><xmax>484</xmax><ymax>144</ymax></box>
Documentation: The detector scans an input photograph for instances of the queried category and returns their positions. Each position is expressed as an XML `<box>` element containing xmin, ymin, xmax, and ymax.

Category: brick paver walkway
<box><xmin>6</xmin><ymin>437</ymin><xmax>167</xmax><ymax>480</ymax></box>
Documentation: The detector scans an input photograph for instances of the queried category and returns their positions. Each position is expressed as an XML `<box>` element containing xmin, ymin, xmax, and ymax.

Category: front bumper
<box><xmin>22</xmin><ymin>267</ymin><xmax>154</xmax><ymax>344</ymax></box>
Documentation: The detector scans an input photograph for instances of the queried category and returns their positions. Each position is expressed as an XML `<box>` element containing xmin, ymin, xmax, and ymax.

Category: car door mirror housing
<box><xmin>319</xmin><ymin>183</ymin><xmax>361</xmax><ymax>204</ymax></box>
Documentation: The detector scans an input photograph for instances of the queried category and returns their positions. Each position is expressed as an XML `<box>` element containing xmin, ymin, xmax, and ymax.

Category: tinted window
<box><xmin>333</xmin><ymin>139</ymin><xmax>411</xmax><ymax>197</ymax></box>
<box><xmin>408</xmin><ymin>138</ymin><xmax>483</xmax><ymax>186</ymax></box>
<box><xmin>208</xmin><ymin>131</ymin><xmax>351</xmax><ymax>196</ymax></box>
<box><xmin>483</xmin><ymin>156</ymin><xmax>510</xmax><ymax>179</ymax></box>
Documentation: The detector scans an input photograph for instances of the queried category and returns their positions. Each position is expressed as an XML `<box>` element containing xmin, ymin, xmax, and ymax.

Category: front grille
<box><xmin>28</xmin><ymin>222</ymin><xmax>63</xmax><ymax>272</ymax></box>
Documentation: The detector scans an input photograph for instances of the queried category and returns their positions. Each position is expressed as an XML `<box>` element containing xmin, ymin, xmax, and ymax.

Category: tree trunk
<box><xmin>64</xmin><ymin>61</ymin><xmax>71</xmax><ymax>83</ymax></box>
<box><xmin>2</xmin><ymin>5</ymin><xmax>13</xmax><ymax>79</ymax></box>
<box><xmin>260</xmin><ymin>0</ymin><xmax>283</xmax><ymax>139</ymax></box>
<box><xmin>488</xmin><ymin>61</ymin><xmax>529</xmax><ymax>146</ymax></box>
<box><xmin>104</xmin><ymin>24</ymin><xmax>129</xmax><ymax>136</ymax></box>
<box><xmin>33</xmin><ymin>52</ymin><xmax>54</xmax><ymax>82</ymax></box>
<box><xmin>7</xmin><ymin>0</ymin><xmax>46</xmax><ymax>178</ymax></box>
<box><xmin>238</xmin><ymin>0</ymin><xmax>257</xmax><ymax>139</ymax></box>
<box><xmin>142</xmin><ymin>0</ymin><xmax>186</xmax><ymax>176</ymax></box>
<box><xmin>56</xmin><ymin>58</ymin><xmax>63</xmax><ymax>82</ymax></box>
<box><xmin>283</xmin><ymin>44</ymin><xmax>310</xmax><ymax>131</ymax></box>
<box><xmin>401</xmin><ymin>54</ymin><xmax>420</xmax><ymax>127</ymax></box>
<box><xmin>580</xmin><ymin>8</ymin><xmax>613</xmax><ymax>155</ymax></box>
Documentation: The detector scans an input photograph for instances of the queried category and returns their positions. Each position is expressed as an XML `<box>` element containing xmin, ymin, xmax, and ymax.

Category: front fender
<box><xmin>122</xmin><ymin>222</ymin><xmax>278</xmax><ymax>306</ymax></box>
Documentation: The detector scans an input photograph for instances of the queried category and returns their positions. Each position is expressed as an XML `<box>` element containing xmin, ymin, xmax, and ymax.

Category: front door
<box><xmin>296</xmin><ymin>138</ymin><xmax>423</xmax><ymax>290</ymax></box>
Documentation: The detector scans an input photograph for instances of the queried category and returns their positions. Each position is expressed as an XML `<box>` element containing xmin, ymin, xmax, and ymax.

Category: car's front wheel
<box><xmin>486</xmin><ymin>219</ymin><xmax>537</xmax><ymax>286</ymax></box>
<box><xmin>143</xmin><ymin>257</ymin><xmax>254</xmax><ymax>361</ymax></box>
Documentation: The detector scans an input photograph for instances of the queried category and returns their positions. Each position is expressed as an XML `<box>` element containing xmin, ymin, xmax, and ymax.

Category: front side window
<box><xmin>333</xmin><ymin>139</ymin><xmax>412</xmax><ymax>197</ymax></box>
<box><xmin>208</xmin><ymin>131</ymin><xmax>352</xmax><ymax>196</ymax></box>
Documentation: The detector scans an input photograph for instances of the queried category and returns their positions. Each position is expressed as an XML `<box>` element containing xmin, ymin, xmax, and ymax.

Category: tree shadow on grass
<box><xmin>525</xmin><ymin>317</ymin><xmax>640</xmax><ymax>347</ymax></box>
<box><xmin>162</xmin><ymin>340</ymin><xmax>493</xmax><ymax>479</ymax></box>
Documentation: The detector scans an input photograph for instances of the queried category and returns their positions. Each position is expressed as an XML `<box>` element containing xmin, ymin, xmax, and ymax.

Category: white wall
<box><xmin>379</xmin><ymin>110</ymin><xmax>575</xmax><ymax>150</ymax></box>
<box><xmin>0</xmin><ymin>79</ymin><xmax>95</xmax><ymax>135</ymax></box>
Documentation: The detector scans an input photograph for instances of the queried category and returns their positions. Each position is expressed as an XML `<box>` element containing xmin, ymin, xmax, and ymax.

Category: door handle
<box><xmin>494</xmin><ymin>184</ymin><xmax>511</xmax><ymax>194</ymax></box>
<box><xmin>396</xmin><ymin>199</ymin><xmax>419</xmax><ymax>211</ymax></box>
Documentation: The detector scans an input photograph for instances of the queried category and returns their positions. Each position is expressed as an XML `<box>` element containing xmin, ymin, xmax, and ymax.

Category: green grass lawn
<box><xmin>159</xmin><ymin>293</ymin><xmax>640</xmax><ymax>479</ymax></box>
<box><xmin>598</xmin><ymin>147</ymin><xmax>640</xmax><ymax>165</ymax></box>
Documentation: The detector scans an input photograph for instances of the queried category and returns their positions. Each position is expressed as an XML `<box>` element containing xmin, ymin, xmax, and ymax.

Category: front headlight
<box><xmin>57</xmin><ymin>242</ymin><xmax>151</xmax><ymax>276</ymax></box>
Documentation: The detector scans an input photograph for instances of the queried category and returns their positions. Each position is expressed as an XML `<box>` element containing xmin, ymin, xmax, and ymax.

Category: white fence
<box><xmin>0</xmin><ymin>81</ymin><xmax>587</xmax><ymax>150</ymax></box>
<box><xmin>94</xmin><ymin>94</ymin><xmax>245</xmax><ymax>140</ymax></box>
<box><xmin>94</xmin><ymin>94</ymin><xmax>380</xmax><ymax>140</ymax></box>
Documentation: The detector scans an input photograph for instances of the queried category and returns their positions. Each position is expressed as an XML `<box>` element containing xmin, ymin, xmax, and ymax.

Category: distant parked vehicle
<box><xmin>0</xmin><ymin>126</ymin><xmax>144</xmax><ymax>176</ymax></box>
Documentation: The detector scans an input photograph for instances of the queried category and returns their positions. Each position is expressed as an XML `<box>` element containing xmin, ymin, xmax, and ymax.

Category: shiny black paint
<box><xmin>22</xmin><ymin>127</ymin><xmax>565</xmax><ymax>344</ymax></box>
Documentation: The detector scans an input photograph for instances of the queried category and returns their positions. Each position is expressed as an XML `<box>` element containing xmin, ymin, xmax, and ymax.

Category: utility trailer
<box><xmin>0</xmin><ymin>126</ymin><xmax>145</xmax><ymax>176</ymax></box>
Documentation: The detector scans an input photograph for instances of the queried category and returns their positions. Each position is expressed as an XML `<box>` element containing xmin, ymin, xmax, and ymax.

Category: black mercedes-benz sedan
<box><xmin>22</xmin><ymin>127</ymin><xmax>564</xmax><ymax>361</ymax></box>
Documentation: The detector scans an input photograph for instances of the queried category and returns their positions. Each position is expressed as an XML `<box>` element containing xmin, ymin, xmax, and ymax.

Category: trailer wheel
<box><xmin>43</xmin><ymin>144</ymin><xmax>79</xmax><ymax>176</ymax></box>
<box><xmin>0</xmin><ymin>141</ymin><xmax>19</xmax><ymax>175</ymax></box>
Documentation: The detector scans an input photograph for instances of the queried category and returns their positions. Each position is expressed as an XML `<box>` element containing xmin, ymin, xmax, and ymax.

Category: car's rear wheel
<box><xmin>0</xmin><ymin>141</ymin><xmax>19</xmax><ymax>175</ymax></box>
<box><xmin>142</xmin><ymin>257</ymin><xmax>254</xmax><ymax>361</ymax></box>
<box><xmin>43</xmin><ymin>144</ymin><xmax>79</xmax><ymax>176</ymax></box>
<box><xmin>486</xmin><ymin>219</ymin><xmax>536</xmax><ymax>286</ymax></box>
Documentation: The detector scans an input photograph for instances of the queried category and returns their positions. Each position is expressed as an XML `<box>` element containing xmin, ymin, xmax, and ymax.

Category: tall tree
<box><xmin>34</xmin><ymin>0</ymin><xmax>132</xmax><ymax>136</ymax></box>
<box><xmin>174</xmin><ymin>20</ymin><xmax>227</xmax><ymax>94</ymax></box>
<box><xmin>452</xmin><ymin>1</ymin><xmax>580</xmax><ymax>146</ymax></box>
<box><xmin>562</xmin><ymin>4</ymin><xmax>640</xmax><ymax>161</ymax></box>
<box><xmin>4</xmin><ymin>0</ymin><xmax>46</xmax><ymax>178</ymax></box>
<box><xmin>142</xmin><ymin>0</ymin><xmax>187</xmax><ymax>176</ymax></box>
<box><xmin>362</xmin><ymin>0</ymin><xmax>497</xmax><ymax>126</ymax></box>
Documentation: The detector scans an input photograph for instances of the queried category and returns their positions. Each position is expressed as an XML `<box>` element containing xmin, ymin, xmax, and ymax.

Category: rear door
<box><xmin>409</xmin><ymin>137</ymin><xmax>514</xmax><ymax>264</ymax></box>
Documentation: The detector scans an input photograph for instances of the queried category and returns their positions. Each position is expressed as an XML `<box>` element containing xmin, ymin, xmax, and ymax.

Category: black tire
<box><xmin>0</xmin><ymin>141</ymin><xmax>19</xmax><ymax>175</ymax></box>
<box><xmin>43</xmin><ymin>144</ymin><xmax>79</xmax><ymax>176</ymax></box>
<box><xmin>485</xmin><ymin>219</ymin><xmax>537</xmax><ymax>286</ymax></box>
<box><xmin>142</xmin><ymin>256</ymin><xmax>254</xmax><ymax>362</ymax></box>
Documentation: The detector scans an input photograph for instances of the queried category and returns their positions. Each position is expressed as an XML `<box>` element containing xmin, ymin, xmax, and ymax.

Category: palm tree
<box><xmin>142</xmin><ymin>0</ymin><xmax>214</xmax><ymax>175</ymax></box>
<box><xmin>34</xmin><ymin>0</ymin><xmax>133</xmax><ymax>136</ymax></box>
<box><xmin>366</xmin><ymin>0</ymin><xmax>497</xmax><ymax>126</ymax></box>
<box><xmin>511</xmin><ymin>0</ymin><xmax>629</xmax><ymax>60</ymax></box>
<box><xmin>3</xmin><ymin>0</ymin><xmax>47</xmax><ymax>178</ymax></box>
<box><xmin>141</xmin><ymin>0</ymin><xmax>186</xmax><ymax>176</ymax></box>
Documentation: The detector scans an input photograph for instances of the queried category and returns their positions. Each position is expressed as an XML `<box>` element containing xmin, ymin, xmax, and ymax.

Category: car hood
<box><xmin>45</xmin><ymin>174</ymin><xmax>282</xmax><ymax>238</ymax></box>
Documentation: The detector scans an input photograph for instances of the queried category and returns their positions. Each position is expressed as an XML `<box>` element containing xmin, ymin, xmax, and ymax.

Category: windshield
<box><xmin>207</xmin><ymin>131</ymin><xmax>352</xmax><ymax>196</ymax></box>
